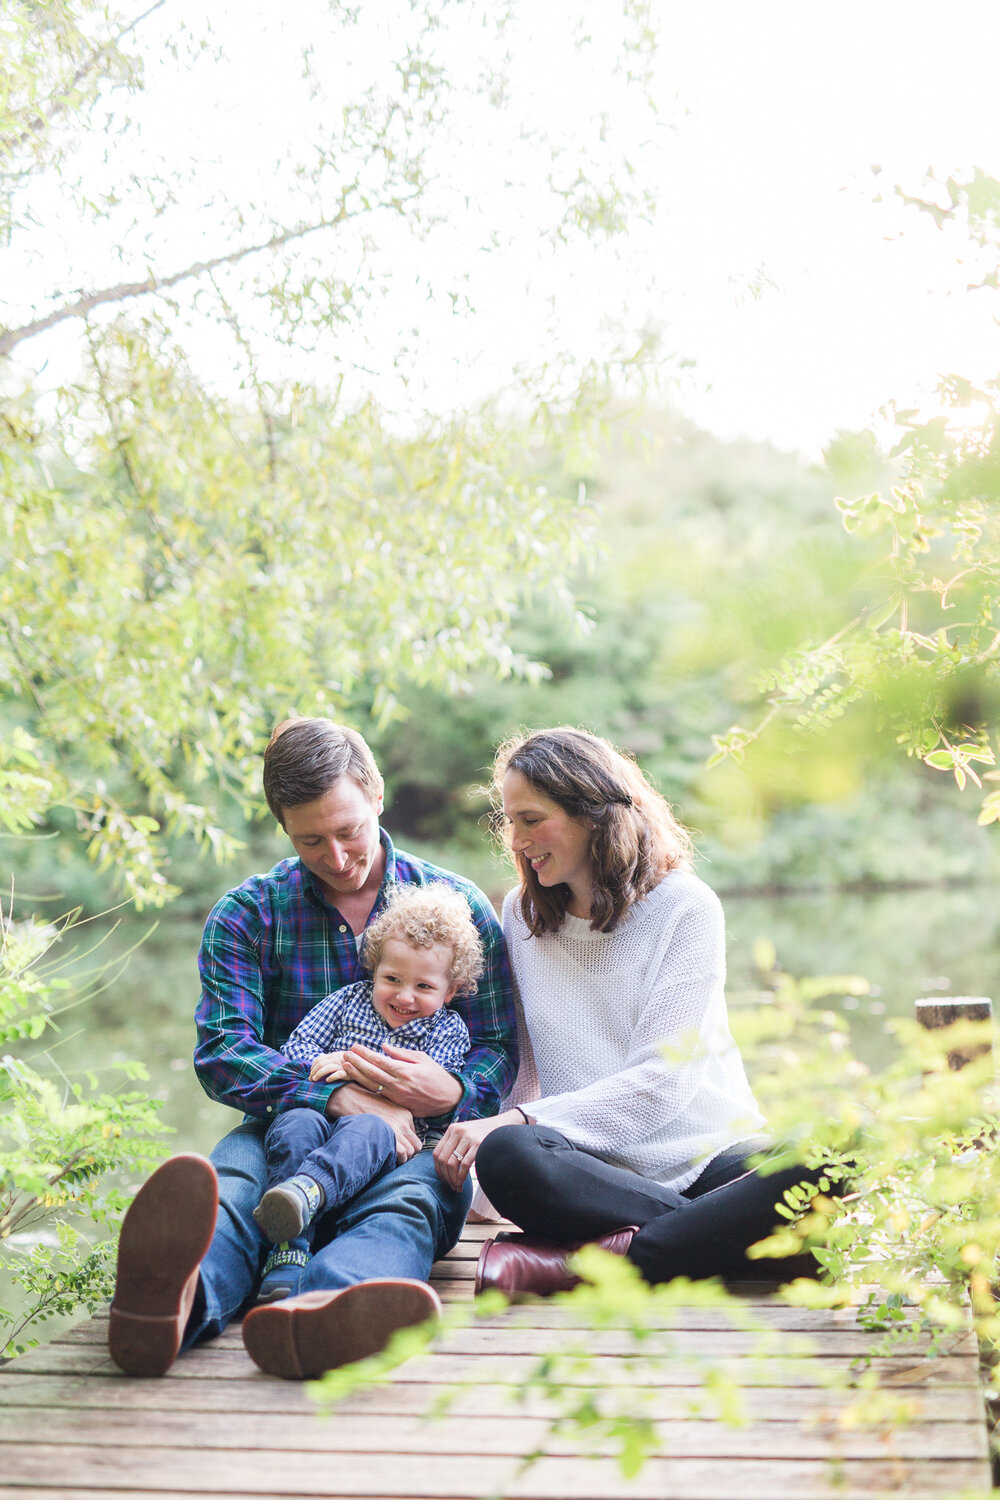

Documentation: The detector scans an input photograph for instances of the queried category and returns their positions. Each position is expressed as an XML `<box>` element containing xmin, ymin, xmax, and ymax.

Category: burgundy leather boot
<box><xmin>475</xmin><ymin>1226</ymin><xmax>639</xmax><ymax>1300</ymax></box>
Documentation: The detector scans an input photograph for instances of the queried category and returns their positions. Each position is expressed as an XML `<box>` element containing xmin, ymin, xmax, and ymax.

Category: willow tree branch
<box><xmin>4</xmin><ymin>0</ymin><xmax>168</xmax><ymax>160</ymax></box>
<box><xmin>0</xmin><ymin>211</ymin><xmax>348</xmax><ymax>358</ymax></box>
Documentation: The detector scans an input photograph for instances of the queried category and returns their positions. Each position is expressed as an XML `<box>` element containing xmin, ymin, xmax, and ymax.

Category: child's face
<box><xmin>371</xmin><ymin>936</ymin><xmax>457</xmax><ymax>1028</ymax></box>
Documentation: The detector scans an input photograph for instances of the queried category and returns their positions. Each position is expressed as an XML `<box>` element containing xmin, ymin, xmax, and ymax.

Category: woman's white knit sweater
<box><xmin>500</xmin><ymin>869</ymin><xmax>766</xmax><ymax>1192</ymax></box>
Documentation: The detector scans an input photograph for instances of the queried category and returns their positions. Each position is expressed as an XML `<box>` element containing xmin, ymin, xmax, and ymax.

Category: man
<box><xmin>108</xmin><ymin>717</ymin><xmax>517</xmax><ymax>1379</ymax></box>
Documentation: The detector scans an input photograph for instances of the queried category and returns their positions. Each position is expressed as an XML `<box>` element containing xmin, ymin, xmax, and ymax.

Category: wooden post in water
<box><xmin>914</xmin><ymin>996</ymin><xmax>993</xmax><ymax>1071</ymax></box>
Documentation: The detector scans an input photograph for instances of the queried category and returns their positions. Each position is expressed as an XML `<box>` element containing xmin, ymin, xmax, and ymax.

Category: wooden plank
<box><xmin>442</xmin><ymin>1221</ymin><xmax>499</xmax><ymax>1238</ymax></box>
<box><xmin>3</xmin><ymin>1342</ymin><xmax>981</xmax><ymax>1386</ymax></box>
<box><xmin>0</xmin><ymin>1214</ymin><xmax>989</xmax><ymax>1500</ymax></box>
<box><xmin>62</xmin><ymin>1300</ymin><xmax>950</xmax><ymax>1337</ymax></box>
<box><xmin>432</xmin><ymin>1326</ymin><xmax>978</xmax><ymax>1358</ymax></box>
<box><xmin>0</xmin><ymin>1480</ymin><xmax>986</xmax><ymax>1500</ymax></box>
<box><xmin>0</xmin><ymin>1444</ymin><xmax>989</xmax><ymax>1498</ymax></box>
<box><xmin>0</xmin><ymin>1405</ymin><xmax>987</xmax><ymax>1460</ymax></box>
<box><xmin>23</xmin><ymin>1321</ymin><xmax>982</xmax><ymax>1360</ymax></box>
<box><xmin>0</xmin><ymin>1372</ymin><xmax>984</xmax><ymax>1423</ymax></box>
<box><xmin>0</xmin><ymin>1482</ymin><xmax>983</xmax><ymax>1500</ymax></box>
<box><xmin>47</xmin><ymin>1323</ymin><xmax>978</xmax><ymax>1360</ymax></box>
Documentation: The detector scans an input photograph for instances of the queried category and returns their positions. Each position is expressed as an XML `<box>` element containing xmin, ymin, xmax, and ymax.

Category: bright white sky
<box><xmin>9</xmin><ymin>0</ymin><xmax>1000</xmax><ymax>460</ymax></box>
<box><xmin>650</xmin><ymin>4</ymin><xmax>1000</xmax><ymax>455</ymax></box>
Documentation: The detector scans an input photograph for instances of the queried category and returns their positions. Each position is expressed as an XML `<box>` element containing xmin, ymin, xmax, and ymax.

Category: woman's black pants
<box><xmin>475</xmin><ymin>1124</ymin><xmax>826</xmax><ymax>1284</ymax></box>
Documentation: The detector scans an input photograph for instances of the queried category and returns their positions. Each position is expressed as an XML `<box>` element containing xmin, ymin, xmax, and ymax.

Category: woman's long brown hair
<box><xmin>492</xmin><ymin>727</ymin><xmax>693</xmax><ymax>935</ymax></box>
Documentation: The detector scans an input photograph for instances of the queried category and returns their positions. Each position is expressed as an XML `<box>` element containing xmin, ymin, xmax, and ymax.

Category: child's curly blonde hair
<box><xmin>362</xmin><ymin>884</ymin><xmax>485</xmax><ymax>994</ymax></box>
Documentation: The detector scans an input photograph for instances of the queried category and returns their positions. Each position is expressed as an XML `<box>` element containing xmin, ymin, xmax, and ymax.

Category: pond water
<box><xmin>42</xmin><ymin>879</ymin><xmax>1000</xmax><ymax>1161</ymax></box>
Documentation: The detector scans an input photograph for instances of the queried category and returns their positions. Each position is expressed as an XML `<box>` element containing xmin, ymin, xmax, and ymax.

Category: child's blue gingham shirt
<box><xmin>283</xmin><ymin>978</ymin><xmax>471</xmax><ymax>1140</ymax></box>
<box><xmin>195</xmin><ymin>831</ymin><xmax>516</xmax><ymax>1125</ymax></box>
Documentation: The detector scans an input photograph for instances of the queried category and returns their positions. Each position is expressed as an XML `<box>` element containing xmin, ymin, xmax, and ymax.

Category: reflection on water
<box><xmin>724</xmin><ymin>884</ymin><xmax>1000</xmax><ymax>1068</ymax></box>
<box><xmin>33</xmin><ymin>884</ymin><xmax>1000</xmax><ymax>1159</ymax></box>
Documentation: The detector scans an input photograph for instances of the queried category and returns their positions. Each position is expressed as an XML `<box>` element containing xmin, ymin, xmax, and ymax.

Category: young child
<box><xmin>252</xmin><ymin>882</ymin><xmax>483</xmax><ymax>1302</ymax></box>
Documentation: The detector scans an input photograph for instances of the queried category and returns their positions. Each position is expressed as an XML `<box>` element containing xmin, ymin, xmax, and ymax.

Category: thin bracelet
<box><xmin>514</xmin><ymin>1105</ymin><xmax>532</xmax><ymax>1123</ymax></box>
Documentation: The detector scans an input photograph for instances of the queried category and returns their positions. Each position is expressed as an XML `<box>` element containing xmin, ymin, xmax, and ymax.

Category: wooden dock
<box><xmin>0</xmin><ymin>1221</ymin><xmax>991</xmax><ymax>1499</ymax></box>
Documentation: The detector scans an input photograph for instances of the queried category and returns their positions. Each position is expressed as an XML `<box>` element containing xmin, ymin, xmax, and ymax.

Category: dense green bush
<box><xmin>0</xmin><ymin>902</ymin><xmax>169</xmax><ymax>1357</ymax></box>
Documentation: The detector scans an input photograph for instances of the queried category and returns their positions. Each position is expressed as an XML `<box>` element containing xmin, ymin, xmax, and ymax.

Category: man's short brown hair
<box><xmin>262</xmin><ymin>717</ymin><xmax>383</xmax><ymax>827</ymax></box>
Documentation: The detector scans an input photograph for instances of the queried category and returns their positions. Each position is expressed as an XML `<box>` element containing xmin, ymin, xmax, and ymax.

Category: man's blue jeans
<box><xmin>183</xmin><ymin>1117</ymin><xmax>472</xmax><ymax>1349</ymax></box>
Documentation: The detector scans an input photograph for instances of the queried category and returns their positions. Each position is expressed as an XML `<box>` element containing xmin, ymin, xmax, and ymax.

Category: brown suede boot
<box><xmin>108</xmin><ymin>1153</ymin><xmax>218</xmax><ymax>1377</ymax></box>
<box><xmin>242</xmin><ymin>1278</ymin><xmax>442</xmax><ymax>1379</ymax></box>
<box><xmin>475</xmin><ymin>1226</ymin><xmax>639</xmax><ymax>1300</ymax></box>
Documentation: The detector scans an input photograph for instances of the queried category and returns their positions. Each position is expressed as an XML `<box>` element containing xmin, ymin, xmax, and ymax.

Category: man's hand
<box><xmin>340</xmin><ymin>1042</ymin><xmax>463</xmax><ymax>1116</ymax></box>
<box><xmin>309</xmin><ymin>1050</ymin><xmax>347</xmax><ymax>1082</ymax></box>
<box><xmin>432</xmin><ymin>1109</ymin><xmax>526</xmax><ymax>1191</ymax></box>
<box><xmin>325</xmin><ymin>1081</ymin><xmax>421</xmax><ymax>1162</ymax></box>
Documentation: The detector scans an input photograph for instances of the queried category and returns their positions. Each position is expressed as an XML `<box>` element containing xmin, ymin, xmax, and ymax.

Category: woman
<box><xmin>433</xmin><ymin>726</ymin><xmax>824</xmax><ymax>1289</ymax></box>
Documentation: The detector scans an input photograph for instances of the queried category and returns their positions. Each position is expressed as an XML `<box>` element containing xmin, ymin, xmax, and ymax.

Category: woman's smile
<box><xmin>502</xmin><ymin>769</ymin><xmax>593</xmax><ymax>911</ymax></box>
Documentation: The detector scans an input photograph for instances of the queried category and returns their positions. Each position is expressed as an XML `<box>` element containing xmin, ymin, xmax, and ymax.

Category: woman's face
<box><xmin>502</xmin><ymin>769</ymin><xmax>593</xmax><ymax>910</ymax></box>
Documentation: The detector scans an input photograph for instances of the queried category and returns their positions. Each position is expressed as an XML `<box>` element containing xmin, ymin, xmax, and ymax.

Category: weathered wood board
<box><xmin>0</xmin><ymin>1221</ymin><xmax>991</xmax><ymax>1499</ymax></box>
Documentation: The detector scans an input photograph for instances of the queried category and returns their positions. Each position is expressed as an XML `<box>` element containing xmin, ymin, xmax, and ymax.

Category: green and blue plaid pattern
<box><xmin>195</xmin><ymin>831</ymin><xmax>516</xmax><ymax>1123</ymax></box>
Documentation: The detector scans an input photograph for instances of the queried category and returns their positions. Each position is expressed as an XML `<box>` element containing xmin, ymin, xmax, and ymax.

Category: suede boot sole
<box><xmin>108</xmin><ymin>1153</ymin><xmax>218</xmax><ymax>1377</ymax></box>
<box><xmin>242</xmin><ymin>1279</ymin><xmax>441</xmax><ymax>1380</ymax></box>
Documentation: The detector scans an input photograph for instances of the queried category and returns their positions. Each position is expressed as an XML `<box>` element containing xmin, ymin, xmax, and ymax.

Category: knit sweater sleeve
<box><xmin>509</xmin><ymin>880</ymin><xmax>747</xmax><ymax>1163</ymax></box>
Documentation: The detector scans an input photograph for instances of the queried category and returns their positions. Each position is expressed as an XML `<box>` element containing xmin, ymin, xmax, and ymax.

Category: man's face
<box><xmin>282</xmin><ymin>777</ymin><xmax>383</xmax><ymax>899</ymax></box>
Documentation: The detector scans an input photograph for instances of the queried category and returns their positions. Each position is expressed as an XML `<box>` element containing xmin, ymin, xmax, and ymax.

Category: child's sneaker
<box><xmin>253</xmin><ymin>1174</ymin><xmax>324</xmax><ymax>1244</ymax></box>
<box><xmin>257</xmin><ymin>1241</ymin><xmax>311</xmax><ymax>1304</ymax></box>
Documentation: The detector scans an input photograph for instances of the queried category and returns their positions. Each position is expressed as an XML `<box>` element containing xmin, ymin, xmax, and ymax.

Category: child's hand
<box><xmin>310</xmin><ymin>1051</ymin><xmax>347</xmax><ymax>1082</ymax></box>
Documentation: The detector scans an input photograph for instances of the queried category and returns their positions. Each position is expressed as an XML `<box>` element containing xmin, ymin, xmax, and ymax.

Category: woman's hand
<box><xmin>324</xmin><ymin>1081</ymin><xmax>421</xmax><ymax>1162</ymax></box>
<box><xmin>340</xmin><ymin>1042</ymin><xmax>463</xmax><ymax>1115</ymax></box>
<box><xmin>433</xmin><ymin>1109</ymin><xmax>526</xmax><ymax>1191</ymax></box>
<box><xmin>309</xmin><ymin>1050</ymin><xmax>347</xmax><ymax>1082</ymax></box>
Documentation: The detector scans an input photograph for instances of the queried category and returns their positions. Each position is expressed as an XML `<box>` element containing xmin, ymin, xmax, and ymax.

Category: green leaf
<box><xmin>865</xmin><ymin>596</ymin><xmax>901</xmax><ymax>631</ymax></box>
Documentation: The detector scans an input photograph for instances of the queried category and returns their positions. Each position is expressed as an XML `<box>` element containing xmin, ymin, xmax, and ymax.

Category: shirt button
<box><xmin>266</xmin><ymin>1106</ymin><xmax>273</xmax><ymax>1114</ymax></box>
<box><xmin>339</xmin><ymin>925</ymin><xmax>348</xmax><ymax>933</ymax></box>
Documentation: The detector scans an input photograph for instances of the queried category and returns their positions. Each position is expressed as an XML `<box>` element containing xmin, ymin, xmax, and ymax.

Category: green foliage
<box><xmin>1</xmin><ymin>0</ymin><xmax>664</xmax><ymax>907</ymax></box>
<box><xmin>308</xmin><ymin>950</ymin><xmax>1000</xmax><ymax>1477</ymax></box>
<box><xmin>376</xmin><ymin>409</ymin><xmax>824</xmax><ymax>827</ymax></box>
<box><xmin>730</xmin><ymin>950</ymin><xmax>1000</xmax><ymax>1365</ymax></box>
<box><xmin>706</xmin><ymin>170</ymin><xmax>1000</xmax><ymax>831</ymax></box>
<box><xmin>2</xmin><ymin>1</ymin><xmax>661</xmax><ymax>362</ymax></box>
<box><xmin>0</xmin><ymin>0</ymin><xmax>667</xmax><ymax>1361</ymax></box>
<box><xmin>0</xmin><ymin>900</ymin><xmax>169</xmax><ymax>1356</ymax></box>
<box><xmin>3</xmin><ymin>344</ymin><xmax>600</xmax><ymax>905</ymax></box>
<box><xmin>309</xmin><ymin>1262</ymin><xmax>754</xmax><ymax>1480</ymax></box>
<box><xmin>0</xmin><ymin>0</ymin><xmax>149</xmax><ymax>245</ymax></box>
<box><xmin>364</xmin><ymin>409</ymin><xmax>1000</xmax><ymax>892</ymax></box>
<box><xmin>501</xmin><ymin>1258</ymin><xmax>753</xmax><ymax>1479</ymax></box>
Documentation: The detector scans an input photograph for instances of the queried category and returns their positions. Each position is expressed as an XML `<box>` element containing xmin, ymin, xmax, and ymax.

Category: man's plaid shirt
<box><xmin>283</xmin><ymin>978</ymin><xmax>471</xmax><ymax>1140</ymax></box>
<box><xmin>195</xmin><ymin>831</ymin><xmax>517</xmax><ymax>1125</ymax></box>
